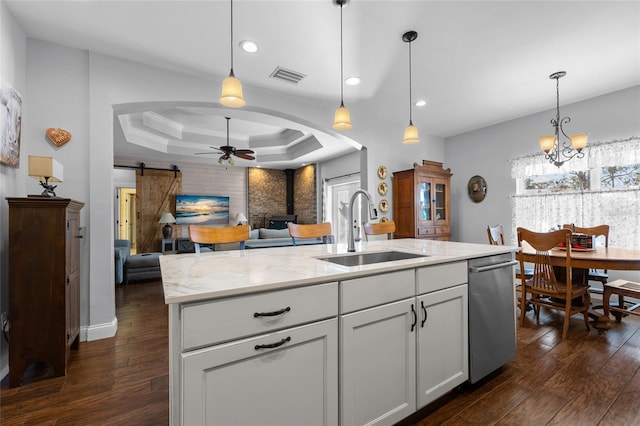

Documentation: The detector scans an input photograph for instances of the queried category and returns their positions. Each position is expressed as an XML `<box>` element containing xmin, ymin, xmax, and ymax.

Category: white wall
<box><xmin>445</xmin><ymin>85</ymin><xmax>640</xmax><ymax>281</ymax></box>
<box><xmin>0</xmin><ymin>0</ymin><xmax>26</xmax><ymax>380</ymax></box>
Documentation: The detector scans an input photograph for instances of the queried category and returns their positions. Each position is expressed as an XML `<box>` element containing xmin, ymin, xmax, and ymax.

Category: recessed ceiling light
<box><xmin>415</xmin><ymin>100</ymin><xmax>427</xmax><ymax>107</ymax></box>
<box><xmin>240</xmin><ymin>40</ymin><xmax>258</xmax><ymax>53</ymax></box>
<box><xmin>345</xmin><ymin>76</ymin><xmax>361</xmax><ymax>86</ymax></box>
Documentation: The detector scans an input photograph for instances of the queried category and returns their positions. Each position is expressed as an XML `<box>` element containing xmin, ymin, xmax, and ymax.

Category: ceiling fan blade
<box><xmin>235</xmin><ymin>149</ymin><xmax>255</xmax><ymax>155</ymax></box>
<box><xmin>234</xmin><ymin>152</ymin><xmax>255</xmax><ymax>161</ymax></box>
<box><xmin>194</xmin><ymin>152</ymin><xmax>217</xmax><ymax>155</ymax></box>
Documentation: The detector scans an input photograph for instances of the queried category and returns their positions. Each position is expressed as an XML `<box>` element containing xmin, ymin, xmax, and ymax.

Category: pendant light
<box><xmin>219</xmin><ymin>0</ymin><xmax>246</xmax><ymax>108</ymax></box>
<box><xmin>402</xmin><ymin>31</ymin><xmax>419</xmax><ymax>144</ymax></box>
<box><xmin>332</xmin><ymin>0</ymin><xmax>352</xmax><ymax>130</ymax></box>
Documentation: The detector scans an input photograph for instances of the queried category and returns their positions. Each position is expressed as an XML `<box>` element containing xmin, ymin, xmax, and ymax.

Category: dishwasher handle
<box><xmin>469</xmin><ymin>260</ymin><xmax>519</xmax><ymax>273</ymax></box>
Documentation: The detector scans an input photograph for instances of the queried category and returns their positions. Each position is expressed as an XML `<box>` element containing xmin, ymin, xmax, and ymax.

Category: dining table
<box><xmin>518</xmin><ymin>244</ymin><xmax>640</xmax><ymax>328</ymax></box>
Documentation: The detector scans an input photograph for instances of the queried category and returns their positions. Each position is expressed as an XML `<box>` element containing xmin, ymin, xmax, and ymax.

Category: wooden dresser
<box><xmin>7</xmin><ymin>197</ymin><xmax>84</xmax><ymax>387</ymax></box>
<box><xmin>392</xmin><ymin>161</ymin><xmax>452</xmax><ymax>241</ymax></box>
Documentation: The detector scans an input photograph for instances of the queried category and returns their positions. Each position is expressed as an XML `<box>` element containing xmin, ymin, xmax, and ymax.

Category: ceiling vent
<box><xmin>269</xmin><ymin>66</ymin><xmax>306</xmax><ymax>84</ymax></box>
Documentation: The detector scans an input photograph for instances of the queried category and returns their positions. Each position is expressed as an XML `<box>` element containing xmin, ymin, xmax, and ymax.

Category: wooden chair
<box><xmin>516</xmin><ymin>227</ymin><xmax>591</xmax><ymax>339</ymax></box>
<box><xmin>188</xmin><ymin>224</ymin><xmax>251</xmax><ymax>253</ymax></box>
<box><xmin>562</xmin><ymin>224</ymin><xmax>610</xmax><ymax>286</ymax></box>
<box><xmin>287</xmin><ymin>222</ymin><xmax>332</xmax><ymax>246</ymax></box>
<box><xmin>363</xmin><ymin>220</ymin><xmax>396</xmax><ymax>241</ymax></box>
<box><xmin>487</xmin><ymin>225</ymin><xmax>533</xmax><ymax>279</ymax></box>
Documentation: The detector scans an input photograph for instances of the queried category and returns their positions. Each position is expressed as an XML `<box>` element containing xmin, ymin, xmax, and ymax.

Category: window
<box><xmin>511</xmin><ymin>137</ymin><xmax>640</xmax><ymax>249</ymax></box>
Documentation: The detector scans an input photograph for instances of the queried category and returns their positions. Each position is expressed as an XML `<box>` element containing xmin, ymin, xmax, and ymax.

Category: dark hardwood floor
<box><xmin>1</xmin><ymin>280</ymin><xmax>639</xmax><ymax>425</ymax></box>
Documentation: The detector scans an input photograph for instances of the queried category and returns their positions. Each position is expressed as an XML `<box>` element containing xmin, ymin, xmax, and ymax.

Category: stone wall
<box><xmin>248</xmin><ymin>165</ymin><xmax>317</xmax><ymax>227</ymax></box>
<box><xmin>294</xmin><ymin>165</ymin><xmax>317</xmax><ymax>224</ymax></box>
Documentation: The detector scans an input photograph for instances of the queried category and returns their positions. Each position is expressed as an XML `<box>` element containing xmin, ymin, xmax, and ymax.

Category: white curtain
<box><xmin>510</xmin><ymin>136</ymin><xmax>640</xmax><ymax>249</ymax></box>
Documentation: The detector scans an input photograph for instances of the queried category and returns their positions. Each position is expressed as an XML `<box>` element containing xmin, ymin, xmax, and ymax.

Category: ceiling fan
<box><xmin>195</xmin><ymin>117</ymin><xmax>255</xmax><ymax>165</ymax></box>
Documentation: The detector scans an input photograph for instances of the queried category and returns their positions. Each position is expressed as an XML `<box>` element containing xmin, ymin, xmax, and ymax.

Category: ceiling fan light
<box><xmin>220</xmin><ymin>71</ymin><xmax>246</xmax><ymax>108</ymax></box>
<box><xmin>333</xmin><ymin>103</ymin><xmax>352</xmax><ymax>130</ymax></box>
<box><xmin>538</xmin><ymin>134</ymin><xmax>556</xmax><ymax>153</ymax></box>
<box><xmin>570</xmin><ymin>132</ymin><xmax>589</xmax><ymax>151</ymax></box>
<box><xmin>402</xmin><ymin>123</ymin><xmax>419</xmax><ymax>144</ymax></box>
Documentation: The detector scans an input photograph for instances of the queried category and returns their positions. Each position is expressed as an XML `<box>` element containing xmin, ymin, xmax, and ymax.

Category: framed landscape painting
<box><xmin>175</xmin><ymin>194</ymin><xmax>230</xmax><ymax>225</ymax></box>
<box><xmin>0</xmin><ymin>83</ymin><xmax>23</xmax><ymax>168</ymax></box>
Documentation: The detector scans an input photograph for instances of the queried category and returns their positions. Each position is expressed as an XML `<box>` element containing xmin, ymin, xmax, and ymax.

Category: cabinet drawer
<box><xmin>417</xmin><ymin>261</ymin><xmax>467</xmax><ymax>294</ymax></box>
<box><xmin>341</xmin><ymin>270</ymin><xmax>415</xmax><ymax>314</ymax></box>
<box><xmin>181</xmin><ymin>282</ymin><xmax>338</xmax><ymax>350</ymax></box>
<box><xmin>417</xmin><ymin>227</ymin><xmax>433</xmax><ymax>236</ymax></box>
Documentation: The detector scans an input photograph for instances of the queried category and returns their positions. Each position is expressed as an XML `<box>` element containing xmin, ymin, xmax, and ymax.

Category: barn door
<box><xmin>136</xmin><ymin>169</ymin><xmax>182</xmax><ymax>253</ymax></box>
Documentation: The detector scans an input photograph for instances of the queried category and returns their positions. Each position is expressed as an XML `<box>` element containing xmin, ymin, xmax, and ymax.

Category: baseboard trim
<box><xmin>82</xmin><ymin>316</ymin><xmax>118</xmax><ymax>341</ymax></box>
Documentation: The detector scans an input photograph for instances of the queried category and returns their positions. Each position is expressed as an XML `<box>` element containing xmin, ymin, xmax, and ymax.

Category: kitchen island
<box><xmin>161</xmin><ymin>238</ymin><xmax>516</xmax><ymax>426</ymax></box>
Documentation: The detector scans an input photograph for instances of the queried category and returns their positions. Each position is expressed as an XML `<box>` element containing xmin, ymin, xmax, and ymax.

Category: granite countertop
<box><xmin>160</xmin><ymin>238</ymin><xmax>516</xmax><ymax>304</ymax></box>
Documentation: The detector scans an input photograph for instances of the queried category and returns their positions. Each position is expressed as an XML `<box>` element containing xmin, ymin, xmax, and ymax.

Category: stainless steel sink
<box><xmin>316</xmin><ymin>251</ymin><xmax>428</xmax><ymax>267</ymax></box>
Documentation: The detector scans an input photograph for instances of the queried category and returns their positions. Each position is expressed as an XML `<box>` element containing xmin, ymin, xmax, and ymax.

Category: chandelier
<box><xmin>219</xmin><ymin>0</ymin><xmax>246</xmax><ymax>108</ymax></box>
<box><xmin>332</xmin><ymin>0</ymin><xmax>352</xmax><ymax>130</ymax></box>
<box><xmin>402</xmin><ymin>31</ymin><xmax>419</xmax><ymax>144</ymax></box>
<box><xmin>539</xmin><ymin>71</ymin><xmax>588</xmax><ymax>167</ymax></box>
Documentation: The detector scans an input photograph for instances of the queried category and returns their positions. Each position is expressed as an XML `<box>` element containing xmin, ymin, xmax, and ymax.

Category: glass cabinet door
<box><xmin>419</xmin><ymin>181</ymin><xmax>431</xmax><ymax>222</ymax></box>
<box><xmin>434</xmin><ymin>181</ymin><xmax>446</xmax><ymax>222</ymax></box>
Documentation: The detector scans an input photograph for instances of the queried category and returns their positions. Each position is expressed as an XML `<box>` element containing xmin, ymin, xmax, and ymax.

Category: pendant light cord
<box><xmin>408</xmin><ymin>40</ymin><xmax>413</xmax><ymax>124</ymax></box>
<box><xmin>230</xmin><ymin>0</ymin><xmax>234</xmax><ymax>71</ymax></box>
<box><xmin>340</xmin><ymin>2</ymin><xmax>344</xmax><ymax>104</ymax></box>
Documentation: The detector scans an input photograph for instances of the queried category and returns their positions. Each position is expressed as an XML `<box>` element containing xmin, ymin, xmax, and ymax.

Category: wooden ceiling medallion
<box><xmin>46</xmin><ymin>128</ymin><xmax>72</xmax><ymax>147</ymax></box>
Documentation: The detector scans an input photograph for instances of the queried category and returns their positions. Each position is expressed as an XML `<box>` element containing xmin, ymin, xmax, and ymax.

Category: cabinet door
<box><xmin>433</xmin><ymin>177</ymin><xmax>448</xmax><ymax>226</ymax></box>
<box><xmin>182</xmin><ymin>318</ymin><xmax>337</xmax><ymax>426</ymax></box>
<box><xmin>417</xmin><ymin>178</ymin><xmax>432</xmax><ymax>225</ymax></box>
<box><xmin>416</xmin><ymin>285</ymin><xmax>468</xmax><ymax>409</ymax></box>
<box><xmin>66</xmin><ymin>209</ymin><xmax>81</xmax><ymax>349</ymax></box>
<box><xmin>341</xmin><ymin>298</ymin><xmax>416</xmax><ymax>426</ymax></box>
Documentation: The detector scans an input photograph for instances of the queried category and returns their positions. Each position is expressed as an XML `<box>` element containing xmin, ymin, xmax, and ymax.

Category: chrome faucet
<box><xmin>348</xmin><ymin>189</ymin><xmax>378</xmax><ymax>252</ymax></box>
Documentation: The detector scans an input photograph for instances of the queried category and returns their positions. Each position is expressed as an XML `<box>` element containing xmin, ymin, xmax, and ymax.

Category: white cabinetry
<box><xmin>416</xmin><ymin>285</ymin><xmax>468</xmax><ymax>408</ymax></box>
<box><xmin>170</xmin><ymin>282</ymin><xmax>339</xmax><ymax>426</ymax></box>
<box><xmin>339</xmin><ymin>263</ymin><xmax>468</xmax><ymax>426</ymax></box>
<box><xmin>341</xmin><ymin>298</ymin><xmax>416</xmax><ymax>425</ymax></box>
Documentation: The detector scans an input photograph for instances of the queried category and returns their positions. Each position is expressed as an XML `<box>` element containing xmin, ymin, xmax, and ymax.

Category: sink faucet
<box><xmin>348</xmin><ymin>189</ymin><xmax>378</xmax><ymax>252</ymax></box>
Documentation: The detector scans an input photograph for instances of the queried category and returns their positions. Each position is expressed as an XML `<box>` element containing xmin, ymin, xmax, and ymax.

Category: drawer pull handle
<box><xmin>255</xmin><ymin>336</ymin><xmax>291</xmax><ymax>351</ymax></box>
<box><xmin>421</xmin><ymin>301</ymin><xmax>428</xmax><ymax>328</ymax></box>
<box><xmin>254</xmin><ymin>307</ymin><xmax>291</xmax><ymax>318</ymax></box>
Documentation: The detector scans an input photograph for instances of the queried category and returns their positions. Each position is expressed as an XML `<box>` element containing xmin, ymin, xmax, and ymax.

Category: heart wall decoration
<box><xmin>46</xmin><ymin>128</ymin><xmax>72</xmax><ymax>147</ymax></box>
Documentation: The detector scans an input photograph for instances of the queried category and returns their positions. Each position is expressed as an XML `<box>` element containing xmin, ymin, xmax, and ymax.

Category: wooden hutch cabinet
<box><xmin>7</xmin><ymin>197</ymin><xmax>84</xmax><ymax>387</ymax></box>
<box><xmin>392</xmin><ymin>161</ymin><xmax>453</xmax><ymax>241</ymax></box>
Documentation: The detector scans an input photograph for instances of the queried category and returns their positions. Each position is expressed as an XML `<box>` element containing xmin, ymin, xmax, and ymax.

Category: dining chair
<box><xmin>287</xmin><ymin>222</ymin><xmax>332</xmax><ymax>246</ymax></box>
<box><xmin>487</xmin><ymin>225</ymin><xmax>533</xmax><ymax>279</ymax></box>
<box><xmin>562</xmin><ymin>224</ymin><xmax>610</xmax><ymax>285</ymax></box>
<box><xmin>188</xmin><ymin>224</ymin><xmax>251</xmax><ymax>253</ymax></box>
<box><xmin>363</xmin><ymin>220</ymin><xmax>396</xmax><ymax>241</ymax></box>
<box><xmin>516</xmin><ymin>227</ymin><xmax>591</xmax><ymax>339</ymax></box>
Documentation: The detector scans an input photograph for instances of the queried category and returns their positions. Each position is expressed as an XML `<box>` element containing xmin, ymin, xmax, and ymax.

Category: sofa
<box><xmin>245</xmin><ymin>227</ymin><xmax>331</xmax><ymax>249</ymax></box>
<box><xmin>115</xmin><ymin>239</ymin><xmax>131</xmax><ymax>285</ymax></box>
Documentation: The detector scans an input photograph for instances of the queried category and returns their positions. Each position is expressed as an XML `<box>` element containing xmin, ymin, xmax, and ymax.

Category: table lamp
<box><xmin>235</xmin><ymin>212</ymin><xmax>248</xmax><ymax>226</ymax></box>
<box><xmin>28</xmin><ymin>155</ymin><xmax>63</xmax><ymax>197</ymax></box>
<box><xmin>159</xmin><ymin>212</ymin><xmax>176</xmax><ymax>239</ymax></box>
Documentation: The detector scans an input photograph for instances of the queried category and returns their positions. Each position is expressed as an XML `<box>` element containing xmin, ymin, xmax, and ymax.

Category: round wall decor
<box><xmin>467</xmin><ymin>175</ymin><xmax>487</xmax><ymax>203</ymax></box>
<box><xmin>377</xmin><ymin>165</ymin><xmax>388</xmax><ymax>180</ymax></box>
<box><xmin>379</xmin><ymin>199</ymin><xmax>389</xmax><ymax>212</ymax></box>
<box><xmin>378</xmin><ymin>181</ymin><xmax>388</xmax><ymax>195</ymax></box>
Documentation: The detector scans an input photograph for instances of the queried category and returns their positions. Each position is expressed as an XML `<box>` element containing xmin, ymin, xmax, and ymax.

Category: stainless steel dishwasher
<box><xmin>468</xmin><ymin>253</ymin><xmax>519</xmax><ymax>383</ymax></box>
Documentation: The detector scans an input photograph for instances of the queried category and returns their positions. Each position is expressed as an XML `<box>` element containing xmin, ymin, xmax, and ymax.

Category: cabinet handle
<box><xmin>253</xmin><ymin>307</ymin><xmax>291</xmax><ymax>318</ymax></box>
<box><xmin>255</xmin><ymin>336</ymin><xmax>291</xmax><ymax>351</ymax></box>
<box><xmin>421</xmin><ymin>301</ymin><xmax>427</xmax><ymax>328</ymax></box>
<box><xmin>410</xmin><ymin>304</ymin><xmax>417</xmax><ymax>332</ymax></box>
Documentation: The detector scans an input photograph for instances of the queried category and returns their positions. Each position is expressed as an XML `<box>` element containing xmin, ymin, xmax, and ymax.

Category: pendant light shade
<box><xmin>402</xmin><ymin>122</ymin><xmax>419</xmax><ymax>145</ymax></box>
<box><xmin>219</xmin><ymin>0</ymin><xmax>245</xmax><ymax>108</ymax></box>
<box><xmin>333</xmin><ymin>102</ymin><xmax>352</xmax><ymax>130</ymax></box>
<box><xmin>332</xmin><ymin>0</ymin><xmax>352</xmax><ymax>130</ymax></box>
<box><xmin>220</xmin><ymin>70</ymin><xmax>245</xmax><ymax>108</ymax></box>
<box><xmin>402</xmin><ymin>30</ymin><xmax>419</xmax><ymax>144</ymax></box>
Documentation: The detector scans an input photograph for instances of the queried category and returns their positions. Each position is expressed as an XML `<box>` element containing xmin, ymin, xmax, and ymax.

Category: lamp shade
<box><xmin>402</xmin><ymin>123</ymin><xmax>419</xmax><ymax>144</ymax></box>
<box><xmin>570</xmin><ymin>133</ymin><xmax>589</xmax><ymax>151</ymax></box>
<box><xmin>538</xmin><ymin>134</ymin><xmax>556</xmax><ymax>153</ymax></box>
<box><xmin>235</xmin><ymin>212</ymin><xmax>248</xmax><ymax>223</ymax></box>
<box><xmin>219</xmin><ymin>72</ymin><xmax>246</xmax><ymax>108</ymax></box>
<box><xmin>333</xmin><ymin>103</ymin><xmax>352</xmax><ymax>130</ymax></box>
<box><xmin>158</xmin><ymin>212</ymin><xmax>176</xmax><ymax>224</ymax></box>
<box><xmin>28</xmin><ymin>155</ymin><xmax>63</xmax><ymax>182</ymax></box>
